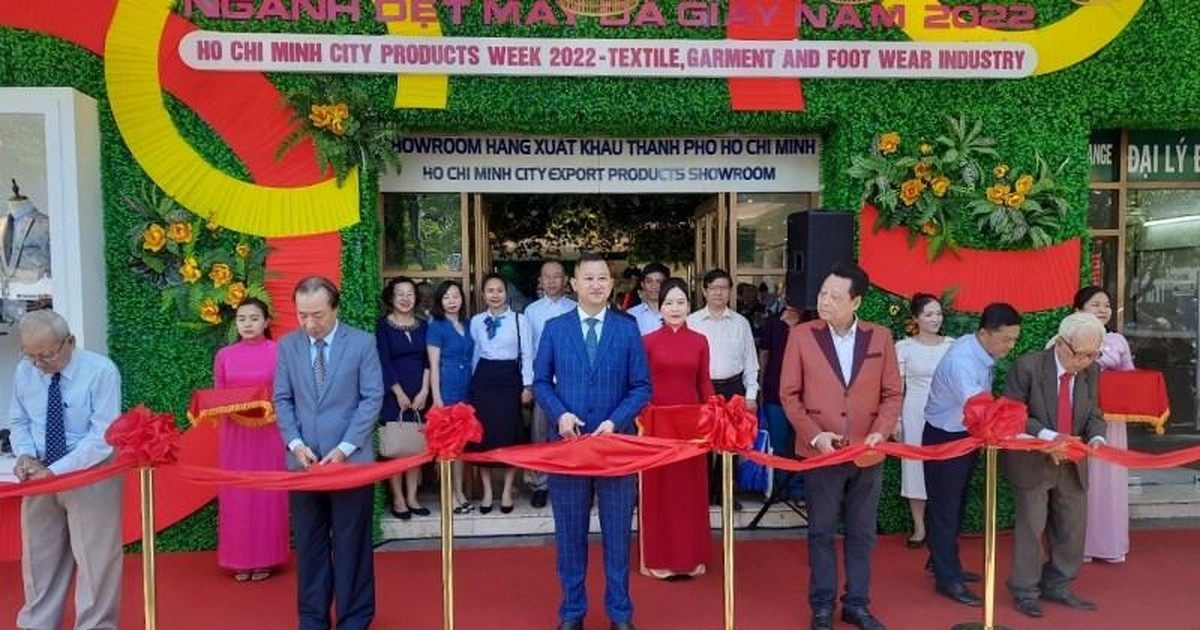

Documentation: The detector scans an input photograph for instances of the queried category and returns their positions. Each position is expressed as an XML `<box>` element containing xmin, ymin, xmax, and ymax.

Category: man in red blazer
<box><xmin>781</xmin><ymin>262</ymin><xmax>902</xmax><ymax>630</ymax></box>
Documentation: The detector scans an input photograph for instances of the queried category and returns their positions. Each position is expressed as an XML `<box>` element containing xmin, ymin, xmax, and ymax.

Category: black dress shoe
<box><xmin>905</xmin><ymin>536</ymin><xmax>926</xmax><ymax>549</ymax></box>
<box><xmin>1040</xmin><ymin>591</ymin><xmax>1097</xmax><ymax>611</ymax></box>
<box><xmin>409</xmin><ymin>506</ymin><xmax>431</xmax><ymax>517</ymax></box>
<box><xmin>810</xmin><ymin>607</ymin><xmax>834</xmax><ymax>630</ymax></box>
<box><xmin>531</xmin><ymin>489</ymin><xmax>548</xmax><ymax>508</ymax></box>
<box><xmin>840</xmin><ymin>605</ymin><xmax>885</xmax><ymax>630</ymax></box>
<box><xmin>935</xmin><ymin>582</ymin><xmax>982</xmax><ymax>607</ymax></box>
<box><xmin>479</xmin><ymin>502</ymin><xmax>493</xmax><ymax>515</ymax></box>
<box><xmin>1015</xmin><ymin>598</ymin><xmax>1043</xmax><ymax>618</ymax></box>
<box><xmin>610</xmin><ymin>622</ymin><xmax>637</xmax><ymax>630</ymax></box>
<box><xmin>554</xmin><ymin>621</ymin><xmax>583</xmax><ymax>630</ymax></box>
<box><xmin>390</xmin><ymin>507</ymin><xmax>411</xmax><ymax>520</ymax></box>
<box><xmin>924</xmin><ymin>559</ymin><xmax>981</xmax><ymax>583</ymax></box>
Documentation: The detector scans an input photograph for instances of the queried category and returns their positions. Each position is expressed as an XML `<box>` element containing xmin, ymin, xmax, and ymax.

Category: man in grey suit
<box><xmin>275</xmin><ymin>276</ymin><xmax>384</xmax><ymax>630</ymax></box>
<box><xmin>1002</xmin><ymin>312</ymin><xmax>1107</xmax><ymax>619</ymax></box>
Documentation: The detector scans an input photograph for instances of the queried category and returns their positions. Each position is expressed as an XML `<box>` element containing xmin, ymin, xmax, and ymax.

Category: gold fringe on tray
<box><xmin>187</xmin><ymin>402</ymin><xmax>277</xmax><ymax>428</ymax></box>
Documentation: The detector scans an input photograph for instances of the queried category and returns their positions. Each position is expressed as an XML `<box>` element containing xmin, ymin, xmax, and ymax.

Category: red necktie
<box><xmin>1057</xmin><ymin>372</ymin><xmax>1074</xmax><ymax>435</ymax></box>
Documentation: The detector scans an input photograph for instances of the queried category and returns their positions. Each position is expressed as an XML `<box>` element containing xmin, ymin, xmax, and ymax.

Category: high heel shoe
<box><xmin>906</xmin><ymin>535</ymin><xmax>926</xmax><ymax>549</ymax></box>
<box><xmin>479</xmin><ymin>501</ymin><xmax>493</xmax><ymax>515</ymax></box>
<box><xmin>500</xmin><ymin>497</ymin><xmax>514</xmax><ymax>514</ymax></box>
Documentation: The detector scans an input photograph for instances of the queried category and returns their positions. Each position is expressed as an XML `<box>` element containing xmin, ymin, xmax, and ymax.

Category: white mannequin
<box><xmin>2</xmin><ymin>180</ymin><xmax>52</xmax><ymax>323</ymax></box>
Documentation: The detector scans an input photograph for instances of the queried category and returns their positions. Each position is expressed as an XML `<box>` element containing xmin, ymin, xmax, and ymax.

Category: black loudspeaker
<box><xmin>786</xmin><ymin>211</ymin><xmax>855</xmax><ymax>310</ymax></box>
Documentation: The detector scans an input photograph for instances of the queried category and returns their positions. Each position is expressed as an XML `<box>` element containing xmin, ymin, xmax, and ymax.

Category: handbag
<box><xmin>378</xmin><ymin>408</ymin><xmax>427</xmax><ymax>458</ymax></box>
<box><xmin>737</xmin><ymin>428</ymin><xmax>774</xmax><ymax>499</ymax></box>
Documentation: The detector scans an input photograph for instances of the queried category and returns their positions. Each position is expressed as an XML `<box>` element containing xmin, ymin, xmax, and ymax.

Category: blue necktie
<box><xmin>45</xmin><ymin>373</ymin><xmax>67</xmax><ymax>465</ymax></box>
<box><xmin>585</xmin><ymin>318</ymin><xmax>599</xmax><ymax>366</ymax></box>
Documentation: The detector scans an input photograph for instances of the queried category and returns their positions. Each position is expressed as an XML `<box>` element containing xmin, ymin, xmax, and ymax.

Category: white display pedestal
<box><xmin>0</xmin><ymin>88</ymin><xmax>106</xmax><ymax>431</ymax></box>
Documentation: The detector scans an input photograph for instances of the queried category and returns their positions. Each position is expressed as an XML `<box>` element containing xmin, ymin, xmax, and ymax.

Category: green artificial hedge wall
<box><xmin>5</xmin><ymin>1</ymin><xmax>1200</xmax><ymax>546</ymax></box>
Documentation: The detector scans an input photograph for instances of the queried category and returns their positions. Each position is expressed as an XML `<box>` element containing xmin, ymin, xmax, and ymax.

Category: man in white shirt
<box><xmin>626</xmin><ymin>262</ymin><xmax>669</xmax><ymax>335</ymax></box>
<box><xmin>688</xmin><ymin>268</ymin><xmax>760</xmax><ymax>509</ymax></box>
<box><xmin>9</xmin><ymin>309</ymin><xmax>123</xmax><ymax>630</ymax></box>
<box><xmin>523</xmin><ymin>260</ymin><xmax>577</xmax><ymax>508</ymax></box>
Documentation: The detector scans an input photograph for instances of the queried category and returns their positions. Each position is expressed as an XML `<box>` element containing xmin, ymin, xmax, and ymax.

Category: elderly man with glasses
<box><xmin>1001</xmin><ymin>311</ymin><xmax>1108</xmax><ymax>620</ymax></box>
<box><xmin>8</xmin><ymin>309</ymin><xmax>123</xmax><ymax>630</ymax></box>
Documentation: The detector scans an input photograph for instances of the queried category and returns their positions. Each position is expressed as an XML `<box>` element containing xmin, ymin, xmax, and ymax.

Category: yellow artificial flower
<box><xmin>888</xmin><ymin>304</ymin><xmax>901</xmax><ymax>316</ymax></box>
<box><xmin>142</xmin><ymin>224</ymin><xmax>166</xmax><ymax>252</ymax></box>
<box><xmin>206</xmin><ymin>220</ymin><xmax>220</xmax><ymax>232</ymax></box>
<box><xmin>921</xmin><ymin>221</ymin><xmax>938</xmax><ymax>236</ymax></box>
<box><xmin>1015</xmin><ymin>174</ymin><xmax>1034</xmax><ymax>194</ymax></box>
<box><xmin>209</xmin><ymin>263</ymin><xmax>233</xmax><ymax>288</ymax></box>
<box><xmin>1005</xmin><ymin>192</ymin><xmax>1026</xmax><ymax>209</ymax></box>
<box><xmin>199</xmin><ymin>299</ymin><xmax>222</xmax><ymax>325</ymax></box>
<box><xmin>993</xmin><ymin>164</ymin><xmax>1009</xmax><ymax>178</ymax></box>
<box><xmin>899</xmin><ymin>178</ymin><xmax>925</xmax><ymax>206</ymax></box>
<box><xmin>330</xmin><ymin>118</ymin><xmax>346</xmax><ymax>136</ymax></box>
<box><xmin>332</xmin><ymin>102</ymin><xmax>349</xmax><ymax>120</ymax></box>
<box><xmin>166</xmin><ymin>221</ymin><xmax>193</xmax><ymax>244</ymax></box>
<box><xmin>878</xmin><ymin>132</ymin><xmax>901</xmax><ymax>155</ymax></box>
<box><xmin>914</xmin><ymin>161</ymin><xmax>932</xmax><ymax>181</ymax></box>
<box><xmin>180</xmin><ymin>257</ymin><xmax>201</xmax><ymax>284</ymax></box>
<box><xmin>930</xmin><ymin>176</ymin><xmax>951</xmax><ymax>197</ymax></box>
<box><xmin>225</xmin><ymin>282</ymin><xmax>248</xmax><ymax>308</ymax></box>
<box><xmin>309</xmin><ymin>104</ymin><xmax>333</xmax><ymax>129</ymax></box>
<box><xmin>235</xmin><ymin>243</ymin><xmax>252</xmax><ymax>259</ymax></box>
<box><xmin>986</xmin><ymin>184</ymin><xmax>1011</xmax><ymax>205</ymax></box>
<box><xmin>918</xmin><ymin>143</ymin><xmax>934</xmax><ymax>156</ymax></box>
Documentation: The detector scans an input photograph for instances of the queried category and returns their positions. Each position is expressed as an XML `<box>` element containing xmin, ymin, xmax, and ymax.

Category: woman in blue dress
<box><xmin>427</xmin><ymin>280</ymin><xmax>476</xmax><ymax>513</ymax></box>
<box><xmin>376</xmin><ymin>276</ymin><xmax>431</xmax><ymax>519</ymax></box>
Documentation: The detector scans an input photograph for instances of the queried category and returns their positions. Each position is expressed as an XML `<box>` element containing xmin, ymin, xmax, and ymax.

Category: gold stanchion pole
<box><xmin>439</xmin><ymin>459</ymin><xmax>455</xmax><ymax>630</ymax></box>
<box><xmin>721</xmin><ymin>451</ymin><xmax>735</xmax><ymax>630</ymax></box>
<box><xmin>139</xmin><ymin>467</ymin><xmax>158</xmax><ymax>630</ymax></box>
<box><xmin>952</xmin><ymin>446</ymin><xmax>1011</xmax><ymax>630</ymax></box>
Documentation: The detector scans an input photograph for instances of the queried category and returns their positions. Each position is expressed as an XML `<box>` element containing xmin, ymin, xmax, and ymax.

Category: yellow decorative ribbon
<box><xmin>105</xmin><ymin>0</ymin><xmax>359</xmax><ymax>237</ymax></box>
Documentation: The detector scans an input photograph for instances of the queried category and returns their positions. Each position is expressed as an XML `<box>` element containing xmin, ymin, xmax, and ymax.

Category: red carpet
<box><xmin>1</xmin><ymin>530</ymin><xmax>1197</xmax><ymax>629</ymax></box>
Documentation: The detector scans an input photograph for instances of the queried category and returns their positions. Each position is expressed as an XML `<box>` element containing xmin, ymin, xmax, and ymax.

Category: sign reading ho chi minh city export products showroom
<box><xmin>379</xmin><ymin>135</ymin><xmax>822</xmax><ymax>194</ymax></box>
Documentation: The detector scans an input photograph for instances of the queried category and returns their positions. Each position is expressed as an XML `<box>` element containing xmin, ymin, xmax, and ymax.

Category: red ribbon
<box><xmin>963</xmin><ymin>393</ymin><xmax>1028</xmax><ymax>444</ymax></box>
<box><xmin>105</xmin><ymin>404</ymin><xmax>181</xmax><ymax>467</ymax></box>
<box><xmin>424</xmin><ymin>403</ymin><xmax>484</xmax><ymax>460</ymax></box>
<box><xmin>699</xmin><ymin>395</ymin><xmax>757</xmax><ymax>452</ymax></box>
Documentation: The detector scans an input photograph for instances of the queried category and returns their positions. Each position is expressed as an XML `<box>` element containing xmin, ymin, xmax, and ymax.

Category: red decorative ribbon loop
<box><xmin>700</xmin><ymin>395</ymin><xmax>757</xmax><ymax>452</ymax></box>
<box><xmin>963</xmin><ymin>393</ymin><xmax>1027</xmax><ymax>444</ymax></box>
<box><xmin>424</xmin><ymin>403</ymin><xmax>483</xmax><ymax>460</ymax></box>
<box><xmin>105</xmin><ymin>404</ymin><xmax>181</xmax><ymax>467</ymax></box>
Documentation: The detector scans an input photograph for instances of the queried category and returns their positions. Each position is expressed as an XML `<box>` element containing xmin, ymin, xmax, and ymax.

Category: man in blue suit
<box><xmin>275</xmin><ymin>276</ymin><xmax>384</xmax><ymax>630</ymax></box>
<box><xmin>534</xmin><ymin>252</ymin><xmax>652</xmax><ymax>630</ymax></box>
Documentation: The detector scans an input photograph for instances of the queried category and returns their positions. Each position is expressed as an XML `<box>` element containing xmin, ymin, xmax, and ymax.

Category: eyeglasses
<box><xmin>1059</xmin><ymin>337</ymin><xmax>1101</xmax><ymax>362</ymax></box>
<box><xmin>23</xmin><ymin>336</ymin><xmax>72</xmax><ymax>363</ymax></box>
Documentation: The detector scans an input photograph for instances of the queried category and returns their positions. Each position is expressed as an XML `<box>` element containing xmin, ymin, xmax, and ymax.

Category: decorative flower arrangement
<box><xmin>848</xmin><ymin>116</ymin><xmax>1071</xmax><ymax>257</ymax></box>
<box><xmin>968</xmin><ymin>155</ymin><xmax>1070</xmax><ymax>248</ymax></box>
<box><xmin>847</xmin><ymin>115</ymin><xmax>998</xmax><ymax>260</ymax></box>
<box><xmin>126</xmin><ymin>188</ymin><xmax>271</xmax><ymax>341</ymax></box>
<box><xmin>277</xmin><ymin>80</ymin><xmax>404</xmax><ymax>185</ymax></box>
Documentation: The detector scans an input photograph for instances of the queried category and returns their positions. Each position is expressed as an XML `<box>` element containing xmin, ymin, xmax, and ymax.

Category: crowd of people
<box><xmin>4</xmin><ymin>251</ymin><xmax>1136</xmax><ymax>630</ymax></box>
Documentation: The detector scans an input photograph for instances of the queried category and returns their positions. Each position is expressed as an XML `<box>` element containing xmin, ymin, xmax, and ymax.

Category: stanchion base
<box><xmin>951</xmin><ymin>624</ymin><xmax>1013</xmax><ymax>630</ymax></box>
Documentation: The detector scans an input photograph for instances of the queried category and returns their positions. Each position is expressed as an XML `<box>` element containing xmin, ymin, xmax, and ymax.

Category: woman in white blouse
<box><xmin>468</xmin><ymin>273</ymin><xmax>534</xmax><ymax>514</ymax></box>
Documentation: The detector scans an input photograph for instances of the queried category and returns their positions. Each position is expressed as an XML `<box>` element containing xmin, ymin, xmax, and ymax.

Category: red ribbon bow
<box><xmin>699</xmin><ymin>395</ymin><xmax>757</xmax><ymax>452</ymax></box>
<box><xmin>963</xmin><ymin>393</ymin><xmax>1027</xmax><ymax>444</ymax></box>
<box><xmin>104</xmin><ymin>404</ymin><xmax>180</xmax><ymax>467</ymax></box>
<box><xmin>424</xmin><ymin>403</ymin><xmax>483</xmax><ymax>460</ymax></box>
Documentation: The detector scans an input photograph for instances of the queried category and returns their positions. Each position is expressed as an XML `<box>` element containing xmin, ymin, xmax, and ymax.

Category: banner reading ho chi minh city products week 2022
<box><xmin>379</xmin><ymin>136</ymin><xmax>821</xmax><ymax>193</ymax></box>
